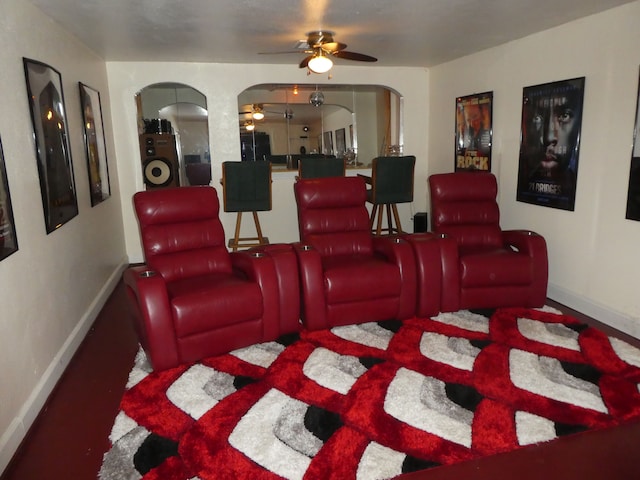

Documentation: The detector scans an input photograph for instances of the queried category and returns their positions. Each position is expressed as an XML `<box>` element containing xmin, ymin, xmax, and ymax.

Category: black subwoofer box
<box><xmin>413</xmin><ymin>212</ymin><xmax>428</xmax><ymax>233</ymax></box>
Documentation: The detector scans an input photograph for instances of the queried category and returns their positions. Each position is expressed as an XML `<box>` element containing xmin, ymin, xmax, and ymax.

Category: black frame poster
<box><xmin>79</xmin><ymin>82</ymin><xmax>111</xmax><ymax>206</ymax></box>
<box><xmin>517</xmin><ymin>77</ymin><xmax>585</xmax><ymax>211</ymax></box>
<box><xmin>0</xmin><ymin>136</ymin><xmax>18</xmax><ymax>261</ymax></box>
<box><xmin>23</xmin><ymin>58</ymin><xmax>79</xmax><ymax>233</ymax></box>
<box><xmin>626</xmin><ymin>68</ymin><xmax>640</xmax><ymax>221</ymax></box>
<box><xmin>455</xmin><ymin>91</ymin><xmax>493</xmax><ymax>172</ymax></box>
<box><xmin>335</xmin><ymin>128</ymin><xmax>346</xmax><ymax>157</ymax></box>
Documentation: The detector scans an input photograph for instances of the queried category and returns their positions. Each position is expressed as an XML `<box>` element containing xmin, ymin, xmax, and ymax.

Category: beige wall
<box><xmin>0</xmin><ymin>0</ymin><xmax>126</xmax><ymax>470</ymax></box>
<box><xmin>105</xmin><ymin>63</ymin><xmax>430</xmax><ymax>262</ymax></box>
<box><xmin>428</xmin><ymin>2</ymin><xmax>640</xmax><ymax>335</ymax></box>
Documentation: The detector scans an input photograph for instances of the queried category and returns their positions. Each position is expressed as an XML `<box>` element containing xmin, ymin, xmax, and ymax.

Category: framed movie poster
<box><xmin>79</xmin><ymin>83</ymin><xmax>111</xmax><ymax>206</ymax></box>
<box><xmin>516</xmin><ymin>77</ymin><xmax>585</xmax><ymax>211</ymax></box>
<box><xmin>0</xmin><ymin>137</ymin><xmax>18</xmax><ymax>261</ymax></box>
<box><xmin>455</xmin><ymin>92</ymin><xmax>493</xmax><ymax>172</ymax></box>
<box><xmin>626</xmin><ymin>68</ymin><xmax>640</xmax><ymax>221</ymax></box>
<box><xmin>335</xmin><ymin>128</ymin><xmax>346</xmax><ymax>157</ymax></box>
<box><xmin>23</xmin><ymin>58</ymin><xmax>78</xmax><ymax>233</ymax></box>
<box><xmin>322</xmin><ymin>131</ymin><xmax>333</xmax><ymax>156</ymax></box>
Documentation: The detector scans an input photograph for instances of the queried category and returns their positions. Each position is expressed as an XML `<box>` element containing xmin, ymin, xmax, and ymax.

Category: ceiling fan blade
<box><xmin>299</xmin><ymin>56</ymin><xmax>312</xmax><ymax>68</ymax></box>
<box><xmin>321</xmin><ymin>42</ymin><xmax>347</xmax><ymax>52</ymax></box>
<box><xmin>333</xmin><ymin>50</ymin><xmax>378</xmax><ymax>62</ymax></box>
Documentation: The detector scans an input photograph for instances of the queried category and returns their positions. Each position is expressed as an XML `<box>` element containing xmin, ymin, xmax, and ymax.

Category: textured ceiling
<box><xmin>29</xmin><ymin>0</ymin><xmax>635</xmax><ymax>67</ymax></box>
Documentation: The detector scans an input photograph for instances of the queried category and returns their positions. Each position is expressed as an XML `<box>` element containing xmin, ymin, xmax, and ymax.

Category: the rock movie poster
<box><xmin>455</xmin><ymin>92</ymin><xmax>492</xmax><ymax>172</ymax></box>
<box><xmin>626</xmin><ymin>69</ymin><xmax>640</xmax><ymax>222</ymax></box>
<box><xmin>517</xmin><ymin>77</ymin><xmax>585</xmax><ymax>211</ymax></box>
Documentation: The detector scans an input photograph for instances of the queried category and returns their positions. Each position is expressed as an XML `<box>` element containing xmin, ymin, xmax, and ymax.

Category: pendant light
<box><xmin>252</xmin><ymin>104</ymin><xmax>265</xmax><ymax>120</ymax></box>
<box><xmin>307</xmin><ymin>50</ymin><xmax>333</xmax><ymax>74</ymax></box>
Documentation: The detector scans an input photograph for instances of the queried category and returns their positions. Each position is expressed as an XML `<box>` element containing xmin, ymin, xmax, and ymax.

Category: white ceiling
<box><xmin>30</xmin><ymin>0</ymin><xmax>634</xmax><ymax>68</ymax></box>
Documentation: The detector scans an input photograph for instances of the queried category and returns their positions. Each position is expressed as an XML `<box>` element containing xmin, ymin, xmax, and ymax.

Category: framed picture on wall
<box><xmin>79</xmin><ymin>83</ymin><xmax>111</xmax><ymax>206</ymax></box>
<box><xmin>455</xmin><ymin>91</ymin><xmax>493</xmax><ymax>171</ymax></box>
<box><xmin>516</xmin><ymin>77</ymin><xmax>585</xmax><ymax>211</ymax></box>
<box><xmin>23</xmin><ymin>58</ymin><xmax>78</xmax><ymax>233</ymax></box>
<box><xmin>626</xmin><ymin>67</ymin><xmax>640</xmax><ymax>221</ymax></box>
<box><xmin>0</xmin><ymin>136</ymin><xmax>18</xmax><ymax>261</ymax></box>
<box><xmin>322</xmin><ymin>131</ymin><xmax>333</xmax><ymax>156</ymax></box>
<box><xmin>335</xmin><ymin>128</ymin><xmax>346</xmax><ymax>157</ymax></box>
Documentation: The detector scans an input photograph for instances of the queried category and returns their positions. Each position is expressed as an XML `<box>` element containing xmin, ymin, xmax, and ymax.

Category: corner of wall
<box><xmin>548</xmin><ymin>282</ymin><xmax>640</xmax><ymax>339</ymax></box>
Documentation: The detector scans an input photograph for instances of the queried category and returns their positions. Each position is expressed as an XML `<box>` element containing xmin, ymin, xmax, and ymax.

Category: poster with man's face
<box><xmin>517</xmin><ymin>77</ymin><xmax>585</xmax><ymax>211</ymax></box>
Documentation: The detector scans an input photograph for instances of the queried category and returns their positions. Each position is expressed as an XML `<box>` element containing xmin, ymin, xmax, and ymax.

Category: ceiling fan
<box><xmin>238</xmin><ymin>103</ymin><xmax>296</xmax><ymax>131</ymax></box>
<box><xmin>238</xmin><ymin>103</ymin><xmax>294</xmax><ymax>120</ymax></box>
<box><xmin>261</xmin><ymin>31</ymin><xmax>377</xmax><ymax>74</ymax></box>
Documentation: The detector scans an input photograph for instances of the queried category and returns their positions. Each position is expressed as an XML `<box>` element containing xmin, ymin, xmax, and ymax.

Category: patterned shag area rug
<box><xmin>99</xmin><ymin>306</ymin><xmax>640</xmax><ymax>480</ymax></box>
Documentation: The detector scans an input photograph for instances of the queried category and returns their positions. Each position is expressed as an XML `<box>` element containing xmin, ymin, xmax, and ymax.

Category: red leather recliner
<box><xmin>429</xmin><ymin>172</ymin><xmax>548</xmax><ymax>311</ymax></box>
<box><xmin>123</xmin><ymin>186</ymin><xmax>300</xmax><ymax>371</ymax></box>
<box><xmin>293</xmin><ymin>176</ymin><xmax>417</xmax><ymax>330</ymax></box>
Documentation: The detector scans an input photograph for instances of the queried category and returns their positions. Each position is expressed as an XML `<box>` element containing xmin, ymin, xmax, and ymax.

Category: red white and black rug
<box><xmin>99</xmin><ymin>306</ymin><xmax>640</xmax><ymax>480</ymax></box>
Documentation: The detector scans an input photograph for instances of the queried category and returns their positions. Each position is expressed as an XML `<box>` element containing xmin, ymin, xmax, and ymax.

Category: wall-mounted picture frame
<box><xmin>335</xmin><ymin>127</ymin><xmax>346</xmax><ymax>158</ymax></box>
<box><xmin>0</xmin><ymin>136</ymin><xmax>18</xmax><ymax>261</ymax></box>
<box><xmin>23</xmin><ymin>58</ymin><xmax>78</xmax><ymax>233</ymax></box>
<box><xmin>455</xmin><ymin>91</ymin><xmax>493</xmax><ymax>171</ymax></box>
<box><xmin>516</xmin><ymin>77</ymin><xmax>585</xmax><ymax>211</ymax></box>
<box><xmin>321</xmin><ymin>131</ymin><xmax>333</xmax><ymax>156</ymax></box>
<box><xmin>626</xmin><ymin>67</ymin><xmax>640</xmax><ymax>221</ymax></box>
<box><xmin>79</xmin><ymin>82</ymin><xmax>111</xmax><ymax>206</ymax></box>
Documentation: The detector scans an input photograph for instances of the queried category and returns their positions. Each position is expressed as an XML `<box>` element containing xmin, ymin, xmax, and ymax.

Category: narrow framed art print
<box><xmin>0</xmin><ymin>137</ymin><xmax>18</xmax><ymax>261</ymax></box>
<box><xmin>455</xmin><ymin>91</ymin><xmax>493</xmax><ymax>172</ymax></box>
<box><xmin>23</xmin><ymin>58</ymin><xmax>78</xmax><ymax>233</ymax></box>
<box><xmin>335</xmin><ymin>127</ymin><xmax>346</xmax><ymax>158</ymax></box>
<box><xmin>626</xmin><ymin>67</ymin><xmax>640</xmax><ymax>221</ymax></box>
<box><xmin>79</xmin><ymin>82</ymin><xmax>111</xmax><ymax>206</ymax></box>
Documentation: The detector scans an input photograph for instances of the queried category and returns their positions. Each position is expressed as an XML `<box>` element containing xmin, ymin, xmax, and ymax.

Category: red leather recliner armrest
<box><xmin>502</xmin><ymin>230</ymin><xmax>549</xmax><ymax>306</ymax></box>
<box><xmin>401</xmin><ymin>233</ymin><xmax>441</xmax><ymax>317</ymax></box>
<box><xmin>502</xmin><ymin>230</ymin><xmax>547</xmax><ymax>258</ymax></box>
<box><xmin>437</xmin><ymin>235</ymin><xmax>462</xmax><ymax>312</ymax></box>
<box><xmin>123</xmin><ymin>266</ymin><xmax>179</xmax><ymax>371</ymax></box>
<box><xmin>293</xmin><ymin>242</ymin><xmax>328</xmax><ymax>330</ymax></box>
<box><xmin>372</xmin><ymin>236</ymin><xmax>417</xmax><ymax>320</ymax></box>
<box><xmin>249</xmin><ymin>243</ymin><xmax>301</xmax><ymax>335</ymax></box>
<box><xmin>230</xmin><ymin>251</ymin><xmax>282</xmax><ymax>341</ymax></box>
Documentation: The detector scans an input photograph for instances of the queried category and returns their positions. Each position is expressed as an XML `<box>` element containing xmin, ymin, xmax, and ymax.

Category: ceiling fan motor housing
<box><xmin>307</xmin><ymin>30</ymin><xmax>334</xmax><ymax>47</ymax></box>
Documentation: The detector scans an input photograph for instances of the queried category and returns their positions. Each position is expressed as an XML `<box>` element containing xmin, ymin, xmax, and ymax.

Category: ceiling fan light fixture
<box><xmin>244</xmin><ymin>120</ymin><xmax>255</xmax><ymax>131</ymax></box>
<box><xmin>252</xmin><ymin>104</ymin><xmax>264</xmax><ymax>120</ymax></box>
<box><xmin>308</xmin><ymin>52</ymin><xmax>333</xmax><ymax>74</ymax></box>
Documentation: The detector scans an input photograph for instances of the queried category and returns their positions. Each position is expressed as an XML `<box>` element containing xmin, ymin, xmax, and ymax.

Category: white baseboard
<box><xmin>547</xmin><ymin>282</ymin><xmax>640</xmax><ymax>339</ymax></box>
<box><xmin>0</xmin><ymin>258</ymin><xmax>128</xmax><ymax>475</ymax></box>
